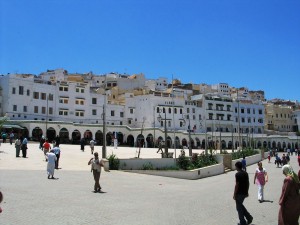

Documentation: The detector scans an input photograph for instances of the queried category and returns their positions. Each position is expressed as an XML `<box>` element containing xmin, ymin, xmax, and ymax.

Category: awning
<box><xmin>2</xmin><ymin>124</ymin><xmax>25</xmax><ymax>129</ymax></box>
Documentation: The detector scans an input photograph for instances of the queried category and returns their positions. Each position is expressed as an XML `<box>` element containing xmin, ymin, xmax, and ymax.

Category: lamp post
<box><xmin>102</xmin><ymin>90</ymin><xmax>107</xmax><ymax>159</ymax></box>
<box><xmin>182</xmin><ymin>115</ymin><xmax>192</xmax><ymax>157</ymax></box>
<box><xmin>45</xmin><ymin>93</ymin><xmax>52</xmax><ymax>139</ymax></box>
<box><xmin>157</xmin><ymin>107</ymin><xmax>168</xmax><ymax>155</ymax></box>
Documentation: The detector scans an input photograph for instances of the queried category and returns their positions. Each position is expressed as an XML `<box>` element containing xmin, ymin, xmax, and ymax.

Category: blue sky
<box><xmin>1</xmin><ymin>0</ymin><xmax>299</xmax><ymax>100</ymax></box>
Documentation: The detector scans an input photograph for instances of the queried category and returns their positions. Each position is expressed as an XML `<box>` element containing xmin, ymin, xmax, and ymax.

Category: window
<box><xmin>241</xmin><ymin>118</ymin><xmax>245</xmax><ymax>123</ymax></box>
<box><xmin>241</xmin><ymin>108</ymin><xmax>244</xmax><ymax>113</ymax></box>
<box><xmin>168</xmin><ymin>121</ymin><xmax>171</xmax><ymax>127</ymax></box>
<box><xmin>59</xmin><ymin>109</ymin><xmax>68</xmax><ymax>116</ymax></box>
<box><xmin>27</xmin><ymin>89</ymin><xmax>30</xmax><ymax>96</ymax></box>
<box><xmin>180</xmin><ymin>121</ymin><xmax>183</xmax><ymax>127</ymax></box>
<box><xmin>187</xmin><ymin>108</ymin><xmax>190</xmax><ymax>113</ymax></box>
<box><xmin>157</xmin><ymin>107</ymin><xmax>160</xmax><ymax>113</ymax></box>
<box><xmin>92</xmin><ymin>98</ymin><xmax>97</xmax><ymax>104</ymax></box>
<box><xmin>253</xmin><ymin>109</ymin><xmax>255</xmax><ymax>114</ymax></box>
<box><xmin>41</xmin><ymin>93</ymin><xmax>46</xmax><ymax>100</ymax></box>
<box><xmin>34</xmin><ymin>106</ymin><xmax>38</xmax><ymax>113</ymax></box>
<box><xmin>128</xmin><ymin>119</ymin><xmax>132</xmax><ymax>124</ymax></box>
<box><xmin>12</xmin><ymin>87</ymin><xmax>16</xmax><ymax>94</ymax></box>
<box><xmin>180</xmin><ymin>109</ymin><xmax>182</xmax><ymax>114</ymax></box>
<box><xmin>120</xmin><ymin>112</ymin><xmax>124</xmax><ymax>117</ymax></box>
<box><xmin>130</xmin><ymin>109</ymin><xmax>133</xmax><ymax>114</ymax></box>
<box><xmin>23</xmin><ymin>106</ymin><xmax>27</xmax><ymax>112</ymax></box>
<box><xmin>49</xmin><ymin>107</ymin><xmax>53</xmax><ymax>115</ymax></box>
<box><xmin>48</xmin><ymin>94</ymin><xmax>53</xmax><ymax>101</ymax></box>
<box><xmin>174</xmin><ymin>108</ymin><xmax>177</xmax><ymax>114</ymax></box>
<box><xmin>199</xmin><ymin>115</ymin><xmax>202</xmax><ymax>120</ymax></box>
<box><xmin>76</xmin><ymin>87</ymin><xmax>85</xmax><ymax>93</ymax></box>
<box><xmin>168</xmin><ymin>108</ymin><xmax>171</xmax><ymax>114</ymax></box>
<box><xmin>235</xmin><ymin>107</ymin><xmax>238</xmax><ymax>113</ymax></box>
<box><xmin>75</xmin><ymin>99</ymin><xmax>85</xmax><ymax>105</ymax></box>
<box><xmin>111</xmin><ymin>110</ymin><xmax>115</xmax><ymax>116</ymax></box>
<box><xmin>92</xmin><ymin>109</ymin><xmax>97</xmax><ymax>115</ymax></box>
<box><xmin>13</xmin><ymin>105</ymin><xmax>17</xmax><ymax>111</ymax></box>
<box><xmin>259</xmin><ymin>109</ymin><xmax>263</xmax><ymax>115</ymax></box>
<box><xmin>59</xmin><ymin>86</ymin><xmax>68</xmax><ymax>92</ymax></box>
<box><xmin>75</xmin><ymin>111</ymin><xmax>84</xmax><ymax>117</ymax></box>
<box><xmin>193</xmin><ymin>115</ymin><xmax>196</xmax><ymax>120</ymax></box>
<box><xmin>248</xmin><ymin>118</ymin><xmax>251</xmax><ymax>123</ymax></box>
<box><xmin>161</xmin><ymin>121</ymin><xmax>163</xmax><ymax>127</ymax></box>
<box><xmin>33</xmin><ymin>92</ymin><xmax>39</xmax><ymax>99</ymax></box>
<box><xmin>59</xmin><ymin>97</ymin><xmax>69</xmax><ymax>104</ymax></box>
<box><xmin>247</xmin><ymin>108</ymin><xmax>250</xmax><ymax>114</ymax></box>
<box><xmin>41</xmin><ymin>107</ymin><xmax>46</xmax><ymax>114</ymax></box>
<box><xmin>19</xmin><ymin>86</ymin><xmax>24</xmax><ymax>95</ymax></box>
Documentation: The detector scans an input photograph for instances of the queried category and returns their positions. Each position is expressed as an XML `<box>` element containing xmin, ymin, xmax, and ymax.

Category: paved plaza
<box><xmin>0</xmin><ymin>142</ymin><xmax>299</xmax><ymax>225</ymax></box>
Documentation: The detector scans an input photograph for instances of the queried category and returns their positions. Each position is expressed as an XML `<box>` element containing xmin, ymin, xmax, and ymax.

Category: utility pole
<box><xmin>102</xmin><ymin>89</ymin><xmax>107</xmax><ymax>159</ymax></box>
<box><xmin>237</xmin><ymin>90</ymin><xmax>241</xmax><ymax>150</ymax></box>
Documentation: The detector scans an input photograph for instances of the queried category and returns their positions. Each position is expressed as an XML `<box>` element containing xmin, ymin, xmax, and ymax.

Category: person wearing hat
<box><xmin>88</xmin><ymin>152</ymin><xmax>104</xmax><ymax>192</ymax></box>
<box><xmin>46</xmin><ymin>149</ymin><xmax>57</xmax><ymax>179</ymax></box>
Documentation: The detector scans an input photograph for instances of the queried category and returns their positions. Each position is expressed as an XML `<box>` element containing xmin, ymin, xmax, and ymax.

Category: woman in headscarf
<box><xmin>278</xmin><ymin>165</ymin><xmax>300</xmax><ymax>225</ymax></box>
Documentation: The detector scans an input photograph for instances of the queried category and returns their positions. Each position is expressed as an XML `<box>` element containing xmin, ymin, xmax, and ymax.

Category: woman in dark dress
<box><xmin>278</xmin><ymin>165</ymin><xmax>300</xmax><ymax>225</ymax></box>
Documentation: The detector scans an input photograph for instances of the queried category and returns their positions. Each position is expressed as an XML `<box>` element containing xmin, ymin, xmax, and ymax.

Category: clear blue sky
<box><xmin>1</xmin><ymin>0</ymin><xmax>299</xmax><ymax>100</ymax></box>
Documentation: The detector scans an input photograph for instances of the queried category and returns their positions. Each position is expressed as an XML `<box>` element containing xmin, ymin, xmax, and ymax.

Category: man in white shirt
<box><xmin>90</xmin><ymin>139</ymin><xmax>95</xmax><ymax>155</ymax></box>
<box><xmin>88</xmin><ymin>152</ymin><xmax>104</xmax><ymax>192</ymax></box>
<box><xmin>46</xmin><ymin>150</ymin><xmax>57</xmax><ymax>179</ymax></box>
<box><xmin>53</xmin><ymin>144</ymin><xmax>61</xmax><ymax>169</ymax></box>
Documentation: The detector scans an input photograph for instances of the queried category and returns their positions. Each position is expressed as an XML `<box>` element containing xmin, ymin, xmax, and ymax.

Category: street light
<box><xmin>157</xmin><ymin>107</ymin><xmax>168</xmax><ymax>155</ymax></box>
<box><xmin>102</xmin><ymin>90</ymin><xmax>107</xmax><ymax>159</ymax></box>
<box><xmin>182</xmin><ymin>115</ymin><xmax>192</xmax><ymax>157</ymax></box>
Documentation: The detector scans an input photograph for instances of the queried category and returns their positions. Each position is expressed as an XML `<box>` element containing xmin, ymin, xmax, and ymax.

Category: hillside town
<box><xmin>0</xmin><ymin>68</ymin><xmax>299</xmax><ymax>151</ymax></box>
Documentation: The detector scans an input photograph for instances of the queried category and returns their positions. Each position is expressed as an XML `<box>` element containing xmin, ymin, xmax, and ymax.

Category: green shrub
<box><xmin>177</xmin><ymin>153</ymin><xmax>218</xmax><ymax>170</ymax></box>
<box><xmin>107</xmin><ymin>154</ymin><xmax>120</xmax><ymax>170</ymax></box>
<box><xmin>231</xmin><ymin>149</ymin><xmax>259</xmax><ymax>160</ymax></box>
<box><xmin>142</xmin><ymin>162</ymin><xmax>154</xmax><ymax>170</ymax></box>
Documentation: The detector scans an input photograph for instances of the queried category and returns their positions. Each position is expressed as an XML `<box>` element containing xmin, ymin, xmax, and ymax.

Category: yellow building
<box><xmin>265</xmin><ymin>103</ymin><xmax>295</xmax><ymax>132</ymax></box>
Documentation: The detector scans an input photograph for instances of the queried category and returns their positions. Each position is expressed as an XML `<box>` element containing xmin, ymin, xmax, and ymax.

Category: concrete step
<box><xmin>224</xmin><ymin>167</ymin><xmax>231</xmax><ymax>173</ymax></box>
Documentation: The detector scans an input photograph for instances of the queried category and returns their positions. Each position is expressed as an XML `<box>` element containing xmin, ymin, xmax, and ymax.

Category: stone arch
<box><xmin>175</xmin><ymin>136</ymin><xmax>180</xmax><ymax>148</ymax></box>
<box><xmin>137</xmin><ymin>134</ymin><xmax>145</xmax><ymax>148</ymax></box>
<box><xmin>59</xmin><ymin>128</ymin><xmax>69</xmax><ymax>144</ymax></box>
<box><xmin>228</xmin><ymin>141</ymin><xmax>233</xmax><ymax>150</ymax></box>
<box><xmin>106</xmin><ymin>132</ymin><xmax>113</xmax><ymax>146</ymax></box>
<box><xmin>268</xmin><ymin>141</ymin><xmax>271</xmax><ymax>148</ymax></box>
<box><xmin>235</xmin><ymin>141</ymin><xmax>239</xmax><ymax>149</ymax></box>
<box><xmin>146</xmin><ymin>134</ymin><xmax>154</xmax><ymax>148</ymax></box>
<box><xmin>287</xmin><ymin>143</ymin><xmax>291</xmax><ymax>149</ymax></box>
<box><xmin>242</xmin><ymin>140</ymin><xmax>247</xmax><ymax>148</ymax></box>
<box><xmin>272</xmin><ymin>141</ymin><xmax>276</xmax><ymax>149</ymax></box>
<box><xmin>32</xmin><ymin>127</ymin><xmax>43</xmax><ymax>141</ymax></box>
<box><xmin>221</xmin><ymin>140</ymin><xmax>226</xmax><ymax>149</ymax></box>
<box><xmin>257</xmin><ymin>141</ymin><xmax>262</xmax><ymax>148</ymax></box>
<box><xmin>127</xmin><ymin>134</ymin><xmax>134</xmax><ymax>147</ymax></box>
<box><xmin>84</xmin><ymin>130</ymin><xmax>93</xmax><ymax>141</ymax></box>
<box><xmin>167</xmin><ymin>136</ymin><xmax>172</xmax><ymax>148</ymax></box>
<box><xmin>46</xmin><ymin>127</ymin><xmax>56</xmax><ymax>142</ymax></box>
<box><xmin>116</xmin><ymin>132</ymin><xmax>124</xmax><ymax>145</ymax></box>
<box><xmin>277</xmin><ymin>142</ymin><xmax>282</xmax><ymax>150</ymax></box>
<box><xmin>201</xmin><ymin>139</ymin><xmax>206</xmax><ymax>149</ymax></box>
<box><xmin>72</xmin><ymin>129</ymin><xmax>81</xmax><ymax>144</ymax></box>
<box><xmin>282</xmin><ymin>142</ymin><xmax>286</xmax><ymax>149</ymax></box>
<box><xmin>263</xmin><ymin>141</ymin><xmax>267</xmax><ymax>148</ymax></box>
<box><xmin>157</xmin><ymin>136</ymin><xmax>163</xmax><ymax>146</ymax></box>
<box><xmin>182</xmin><ymin>138</ymin><xmax>187</xmax><ymax>147</ymax></box>
<box><xmin>195</xmin><ymin>137</ymin><xmax>200</xmax><ymax>148</ymax></box>
<box><xmin>95</xmin><ymin>130</ymin><xmax>103</xmax><ymax>145</ymax></box>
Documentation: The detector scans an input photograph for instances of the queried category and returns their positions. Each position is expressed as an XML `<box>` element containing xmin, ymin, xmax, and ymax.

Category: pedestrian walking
<box><xmin>2</xmin><ymin>132</ymin><xmax>7</xmax><ymax>143</ymax></box>
<box><xmin>253</xmin><ymin>162</ymin><xmax>268</xmax><ymax>203</ymax></box>
<box><xmin>43</xmin><ymin>139</ymin><xmax>51</xmax><ymax>161</ymax></box>
<box><xmin>9</xmin><ymin>132</ymin><xmax>14</xmax><ymax>145</ymax></box>
<box><xmin>157</xmin><ymin>141</ymin><xmax>163</xmax><ymax>154</ymax></box>
<box><xmin>88</xmin><ymin>152</ymin><xmax>104</xmax><ymax>193</ymax></box>
<box><xmin>39</xmin><ymin>136</ymin><xmax>45</xmax><ymax>150</ymax></box>
<box><xmin>241</xmin><ymin>156</ymin><xmax>247</xmax><ymax>171</ymax></box>
<box><xmin>80</xmin><ymin>138</ymin><xmax>85</xmax><ymax>151</ymax></box>
<box><xmin>267</xmin><ymin>152</ymin><xmax>271</xmax><ymax>163</ymax></box>
<box><xmin>278</xmin><ymin>165</ymin><xmax>300</xmax><ymax>225</ymax></box>
<box><xmin>55</xmin><ymin>135</ymin><xmax>60</xmax><ymax>147</ymax></box>
<box><xmin>275</xmin><ymin>154</ymin><xmax>282</xmax><ymax>167</ymax></box>
<box><xmin>15</xmin><ymin>138</ymin><xmax>21</xmax><ymax>157</ymax></box>
<box><xmin>46</xmin><ymin>150</ymin><xmax>57</xmax><ymax>179</ymax></box>
<box><xmin>233</xmin><ymin>161</ymin><xmax>253</xmax><ymax>225</ymax></box>
<box><xmin>21</xmin><ymin>137</ymin><xmax>28</xmax><ymax>158</ymax></box>
<box><xmin>90</xmin><ymin>139</ymin><xmax>95</xmax><ymax>154</ymax></box>
<box><xmin>53</xmin><ymin>144</ymin><xmax>61</xmax><ymax>169</ymax></box>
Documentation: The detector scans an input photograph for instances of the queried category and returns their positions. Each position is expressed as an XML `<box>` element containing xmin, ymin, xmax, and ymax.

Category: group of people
<box><xmin>41</xmin><ymin>138</ymin><xmax>61</xmax><ymax>179</ymax></box>
<box><xmin>14</xmin><ymin>136</ymin><xmax>28</xmax><ymax>158</ymax></box>
<box><xmin>234</xmin><ymin>158</ymin><xmax>300</xmax><ymax>225</ymax></box>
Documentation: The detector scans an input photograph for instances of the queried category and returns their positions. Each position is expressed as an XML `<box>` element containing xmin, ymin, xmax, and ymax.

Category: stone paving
<box><xmin>0</xmin><ymin>142</ymin><xmax>299</xmax><ymax>225</ymax></box>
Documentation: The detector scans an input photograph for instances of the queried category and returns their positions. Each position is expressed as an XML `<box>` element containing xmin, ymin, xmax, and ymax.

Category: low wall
<box><xmin>124</xmin><ymin>163</ymin><xmax>224</xmax><ymax>180</ymax></box>
<box><xmin>120</xmin><ymin>155</ymin><xmax>224</xmax><ymax>180</ymax></box>
<box><xmin>231</xmin><ymin>152</ymin><xmax>262</xmax><ymax>170</ymax></box>
<box><xmin>119</xmin><ymin>158</ymin><xmax>176</xmax><ymax>170</ymax></box>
